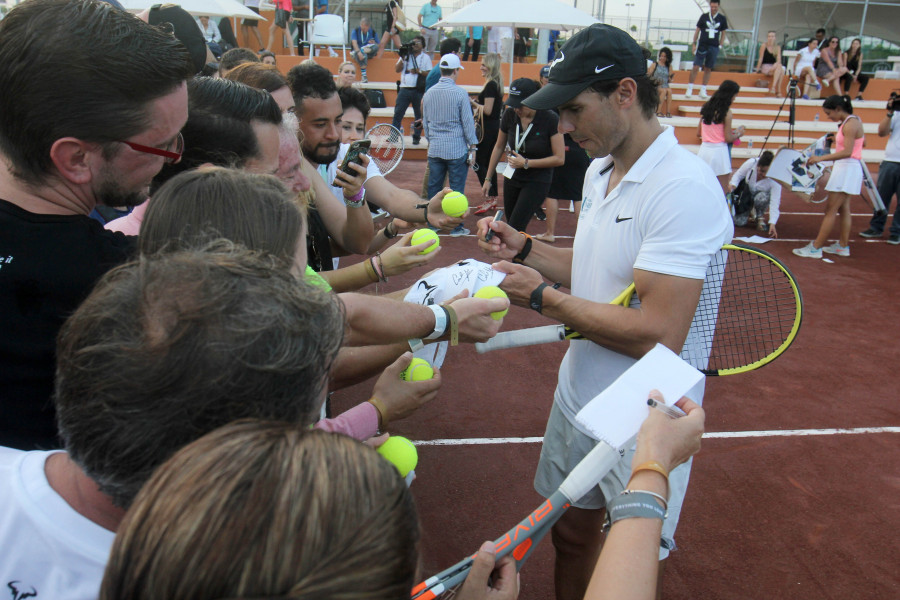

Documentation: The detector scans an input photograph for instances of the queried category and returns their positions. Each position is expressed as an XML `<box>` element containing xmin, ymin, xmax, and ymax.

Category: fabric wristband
<box><xmin>443</xmin><ymin>303</ymin><xmax>459</xmax><ymax>346</ymax></box>
<box><xmin>345</xmin><ymin>188</ymin><xmax>366</xmax><ymax>208</ymax></box>
<box><xmin>603</xmin><ymin>490</ymin><xmax>667</xmax><ymax>532</ymax></box>
<box><xmin>424</xmin><ymin>304</ymin><xmax>448</xmax><ymax>340</ymax></box>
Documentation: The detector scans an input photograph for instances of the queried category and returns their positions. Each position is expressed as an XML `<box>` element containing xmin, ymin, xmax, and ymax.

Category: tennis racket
<box><xmin>366</xmin><ymin>123</ymin><xmax>405</xmax><ymax>175</ymax></box>
<box><xmin>411</xmin><ymin>437</ymin><xmax>626</xmax><ymax>600</ymax></box>
<box><xmin>475</xmin><ymin>243</ymin><xmax>803</xmax><ymax>376</ymax></box>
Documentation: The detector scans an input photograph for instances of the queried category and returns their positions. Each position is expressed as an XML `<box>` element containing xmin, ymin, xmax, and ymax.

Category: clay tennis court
<box><xmin>332</xmin><ymin>161</ymin><xmax>899</xmax><ymax>600</ymax></box>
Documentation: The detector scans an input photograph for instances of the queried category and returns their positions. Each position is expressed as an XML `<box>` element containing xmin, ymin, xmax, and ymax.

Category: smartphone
<box><xmin>334</xmin><ymin>139</ymin><xmax>371</xmax><ymax>184</ymax></box>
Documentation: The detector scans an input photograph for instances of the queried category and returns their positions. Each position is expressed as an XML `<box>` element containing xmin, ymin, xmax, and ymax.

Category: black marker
<box><xmin>484</xmin><ymin>209</ymin><xmax>505</xmax><ymax>242</ymax></box>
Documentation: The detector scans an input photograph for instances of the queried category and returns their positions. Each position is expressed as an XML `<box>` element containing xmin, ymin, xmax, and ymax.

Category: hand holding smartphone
<box><xmin>333</xmin><ymin>139</ymin><xmax>371</xmax><ymax>185</ymax></box>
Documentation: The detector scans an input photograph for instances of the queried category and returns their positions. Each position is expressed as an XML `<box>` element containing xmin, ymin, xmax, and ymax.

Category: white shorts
<box><xmin>697</xmin><ymin>142</ymin><xmax>732</xmax><ymax>176</ymax></box>
<box><xmin>534</xmin><ymin>402</ymin><xmax>693</xmax><ymax>560</ymax></box>
<box><xmin>825</xmin><ymin>158</ymin><xmax>863</xmax><ymax>194</ymax></box>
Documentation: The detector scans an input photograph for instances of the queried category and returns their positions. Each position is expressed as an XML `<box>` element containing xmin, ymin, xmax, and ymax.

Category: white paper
<box><xmin>733</xmin><ymin>235</ymin><xmax>772</xmax><ymax>244</ymax></box>
<box><xmin>503</xmin><ymin>163</ymin><xmax>516</xmax><ymax>179</ymax></box>
<box><xmin>575</xmin><ymin>344</ymin><xmax>704</xmax><ymax>448</ymax></box>
<box><xmin>403</xmin><ymin>259</ymin><xmax>506</xmax><ymax>368</ymax></box>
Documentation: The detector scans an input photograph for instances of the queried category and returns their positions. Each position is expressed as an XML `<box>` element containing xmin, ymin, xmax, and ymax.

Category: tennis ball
<box><xmin>474</xmin><ymin>285</ymin><xmax>509</xmax><ymax>320</ymax></box>
<box><xmin>377</xmin><ymin>435</ymin><xmax>418</xmax><ymax>477</ymax></box>
<box><xmin>441</xmin><ymin>191</ymin><xmax>469</xmax><ymax>217</ymax></box>
<box><xmin>410</xmin><ymin>228</ymin><xmax>440</xmax><ymax>254</ymax></box>
<box><xmin>399</xmin><ymin>357</ymin><xmax>434</xmax><ymax>381</ymax></box>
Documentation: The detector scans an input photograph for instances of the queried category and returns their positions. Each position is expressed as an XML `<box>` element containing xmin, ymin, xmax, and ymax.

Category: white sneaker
<box><xmin>822</xmin><ymin>242</ymin><xmax>850</xmax><ymax>257</ymax></box>
<box><xmin>792</xmin><ymin>242</ymin><xmax>823</xmax><ymax>259</ymax></box>
<box><xmin>699</xmin><ymin>92</ymin><xmax>710</xmax><ymax>100</ymax></box>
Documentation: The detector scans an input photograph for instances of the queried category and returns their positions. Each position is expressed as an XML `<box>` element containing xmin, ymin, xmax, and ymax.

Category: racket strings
<box><xmin>367</xmin><ymin>124</ymin><xmax>404</xmax><ymax>175</ymax></box>
<box><xmin>684</xmin><ymin>248</ymin><xmax>799</xmax><ymax>372</ymax></box>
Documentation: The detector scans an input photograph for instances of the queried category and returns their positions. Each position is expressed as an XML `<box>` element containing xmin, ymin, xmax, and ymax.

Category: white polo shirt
<box><xmin>556</xmin><ymin>126</ymin><xmax>733</xmax><ymax>432</ymax></box>
<box><xmin>0</xmin><ymin>448</ymin><xmax>114</xmax><ymax>600</ymax></box>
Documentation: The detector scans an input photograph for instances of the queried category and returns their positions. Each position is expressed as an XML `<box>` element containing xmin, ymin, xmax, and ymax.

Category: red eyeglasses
<box><xmin>117</xmin><ymin>132</ymin><xmax>184</xmax><ymax>164</ymax></box>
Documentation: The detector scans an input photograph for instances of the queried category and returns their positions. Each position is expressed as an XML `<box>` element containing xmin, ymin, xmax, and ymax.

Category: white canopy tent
<box><xmin>434</xmin><ymin>0</ymin><xmax>598</xmax><ymax>82</ymax></box>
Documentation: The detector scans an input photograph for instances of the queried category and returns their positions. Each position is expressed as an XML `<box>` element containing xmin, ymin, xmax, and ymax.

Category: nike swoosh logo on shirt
<box><xmin>595</xmin><ymin>64</ymin><xmax>614</xmax><ymax>74</ymax></box>
<box><xmin>615</xmin><ymin>216</ymin><xmax>633</xmax><ymax>223</ymax></box>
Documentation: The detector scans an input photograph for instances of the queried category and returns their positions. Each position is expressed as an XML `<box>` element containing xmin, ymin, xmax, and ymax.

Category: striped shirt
<box><xmin>422</xmin><ymin>77</ymin><xmax>478</xmax><ymax>160</ymax></box>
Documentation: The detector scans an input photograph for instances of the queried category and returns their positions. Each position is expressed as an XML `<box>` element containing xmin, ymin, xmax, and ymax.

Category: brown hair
<box><xmin>100</xmin><ymin>422</ymin><xmax>419</xmax><ymax>600</ymax></box>
<box><xmin>225</xmin><ymin>62</ymin><xmax>290</xmax><ymax>94</ymax></box>
<box><xmin>56</xmin><ymin>245</ymin><xmax>344</xmax><ymax>507</ymax></box>
<box><xmin>140</xmin><ymin>167</ymin><xmax>304</xmax><ymax>266</ymax></box>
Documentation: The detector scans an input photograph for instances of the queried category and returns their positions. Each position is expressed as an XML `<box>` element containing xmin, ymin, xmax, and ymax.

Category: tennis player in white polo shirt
<box><xmin>477</xmin><ymin>23</ymin><xmax>732</xmax><ymax>600</ymax></box>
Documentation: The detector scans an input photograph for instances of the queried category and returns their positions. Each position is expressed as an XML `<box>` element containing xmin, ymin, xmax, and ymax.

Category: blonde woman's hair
<box><xmin>100</xmin><ymin>422</ymin><xmax>420</xmax><ymax>600</ymax></box>
<box><xmin>483</xmin><ymin>52</ymin><xmax>504</xmax><ymax>96</ymax></box>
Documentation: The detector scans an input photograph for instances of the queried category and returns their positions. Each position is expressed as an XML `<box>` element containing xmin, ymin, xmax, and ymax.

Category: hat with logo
<box><xmin>439</xmin><ymin>54</ymin><xmax>464</xmax><ymax>70</ymax></box>
<box><xmin>505</xmin><ymin>78</ymin><xmax>539</xmax><ymax>108</ymax></box>
<box><xmin>523</xmin><ymin>24</ymin><xmax>645</xmax><ymax>110</ymax></box>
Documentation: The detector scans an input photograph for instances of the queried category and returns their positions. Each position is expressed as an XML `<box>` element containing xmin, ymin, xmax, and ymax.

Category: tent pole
<box><xmin>509</xmin><ymin>23</ymin><xmax>515</xmax><ymax>85</ymax></box>
<box><xmin>859</xmin><ymin>0</ymin><xmax>870</xmax><ymax>38</ymax></box>
<box><xmin>645</xmin><ymin>0</ymin><xmax>652</xmax><ymax>44</ymax></box>
<box><xmin>746</xmin><ymin>0</ymin><xmax>763</xmax><ymax>73</ymax></box>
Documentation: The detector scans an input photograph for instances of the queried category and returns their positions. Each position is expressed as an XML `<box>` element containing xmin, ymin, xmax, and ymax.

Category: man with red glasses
<box><xmin>0</xmin><ymin>0</ymin><xmax>193</xmax><ymax>451</ymax></box>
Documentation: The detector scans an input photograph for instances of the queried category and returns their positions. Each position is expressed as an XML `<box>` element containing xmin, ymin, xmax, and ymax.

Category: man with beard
<box><xmin>286</xmin><ymin>62</ymin><xmax>465</xmax><ymax>271</ymax></box>
<box><xmin>0</xmin><ymin>0</ymin><xmax>193</xmax><ymax>450</ymax></box>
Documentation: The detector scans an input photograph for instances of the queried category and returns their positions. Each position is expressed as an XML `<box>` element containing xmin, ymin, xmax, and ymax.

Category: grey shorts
<box><xmin>534</xmin><ymin>401</ymin><xmax>694</xmax><ymax>560</ymax></box>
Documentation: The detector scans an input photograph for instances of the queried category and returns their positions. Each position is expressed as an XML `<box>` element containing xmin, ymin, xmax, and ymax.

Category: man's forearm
<box><xmin>520</xmin><ymin>243</ymin><xmax>573</xmax><ymax>288</ymax></box>
<box><xmin>365</xmin><ymin>178</ymin><xmax>426</xmax><ymax>223</ymax></box>
<box><xmin>341</xmin><ymin>292</ymin><xmax>436</xmax><ymax>345</ymax></box>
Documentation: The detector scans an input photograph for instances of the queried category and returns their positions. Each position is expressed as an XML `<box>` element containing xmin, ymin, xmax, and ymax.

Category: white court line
<box><xmin>415</xmin><ymin>427</ymin><xmax>900</xmax><ymax>446</ymax></box>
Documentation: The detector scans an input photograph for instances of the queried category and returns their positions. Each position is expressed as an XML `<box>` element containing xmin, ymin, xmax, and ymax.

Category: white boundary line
<box><xmin>414</xmin><ymin>427</ymin><xmax>900</xmax><ymax>446</ymax></box>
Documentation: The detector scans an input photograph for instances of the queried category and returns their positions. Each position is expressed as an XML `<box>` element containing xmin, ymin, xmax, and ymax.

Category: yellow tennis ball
<box><xmin>441</xmin><ymin>191</ymin><xmax>468</xmax><ymax>217</ymax></box>
<box><xmin>399</xmin><ymin>357</ymin><xmax>434</xmax><ymax>381</ymax></box>
<box><xmin>474</xmin><ymin>285</ymin><xmax>509</xmax><ymax>320</ymax></box>
<box><xmin>410</xmin><ymin>229</ymin><xmax>440</xmax><ymax>254</ymax></box>
<box><xmin>377</xmin><ymin>435</ymin><xmax>418</xmax><ymax>477</ymax></box>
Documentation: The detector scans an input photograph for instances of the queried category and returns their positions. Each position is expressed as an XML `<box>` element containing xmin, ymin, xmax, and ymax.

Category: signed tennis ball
<box><xmin>410</xmin><ymin>228</ymin><xmax>440</xmax><ymax>254</ymax></box>
<box><xmin>400</xmin><ymin>357</ymin><xmax>434</xmax><ymax>381</ymax></box>
<box><xmin>441</xmin><ymin>191</ymin><xmax>469</xmax><ymax>217</ymax></box>
<box><xmin>377</xmin><ymin>435</ymin><xmax>418</xmax><ymax>477</ymax></box>
<box><xmin>474</xmin><ymin>285</ymin><xmax>509</xmax><ymax>320</ymax></box>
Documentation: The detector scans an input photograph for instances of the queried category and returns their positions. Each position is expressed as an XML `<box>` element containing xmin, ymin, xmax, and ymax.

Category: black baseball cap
<box><xmin>523</xmin><ymin>24</ymin><xmax>646</xmax><ymax>110</ymax></box>
<box><xmin>505</xmin><ymin>78</ymin><xmax>539</xmax><ymax>108</ymax></box>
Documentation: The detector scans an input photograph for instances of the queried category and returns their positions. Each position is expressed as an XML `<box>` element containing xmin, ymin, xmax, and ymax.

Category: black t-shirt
<box><xmin>477</xmin><ymin>80</ymin><xmax>503</xmax><ymax>121</ymax></box>
<box><xmin>0</xmin><ymin>200</ymin><xmax>136</xmax><ymax>450</ymax></box>
<box><xmin>696</xmin><ymin>12</ymin><xmax>728</xmax><ymax>47</ymax></box>
<box><xmin>500</xmin><ymin>108</ymin><xmax>559</xmax><ymax>183</ymax></box>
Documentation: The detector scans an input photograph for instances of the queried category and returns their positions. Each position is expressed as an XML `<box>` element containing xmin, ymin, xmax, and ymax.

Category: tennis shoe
<box><xmin>792</xmin><ymin>242</ymin><xmax>822</xmax><ymax>259</ymax></box>
<box><xmin>822</xmin><ymin>242</ymin><xmax>849</xmax><ymax>257</ymax></box>
<box><xmin>859</xmin><ymin>228</ymin><xmax>881</xmax><ymax>238</ymax></box>
<box><xmin>801</xmin><ymin>94</ymin><xmax>810</xmax><ymax>100</ymax></box>
<box><xmin>888</xmin><ymin>234</ymin><xmax>900</xmax><ymax>245</ymax></box>
<box><xmin>699</xmin><ymin>92</ymin><xmax>709</xmax><ymax>100</ymax></box>
<box><xmin>450</xmin><ymin>225</ymin><xmax>470</xmax><ymax>237</ymax></box>
<box><xmin>814</xmin><ymin>80</ymin><xmax>822</xmax><ymax>91</ymax></box>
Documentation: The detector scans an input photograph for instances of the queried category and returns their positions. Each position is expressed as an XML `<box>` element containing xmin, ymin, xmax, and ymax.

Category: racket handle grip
<box><xmin>559</xmin><ymin>440</ymin><xmax>627</xmax><ymax>503</ymax></box>
<box><xmin>475</xmin><ymin>325</ymin><xmax>565</xmax><ymax>353</ymax></box>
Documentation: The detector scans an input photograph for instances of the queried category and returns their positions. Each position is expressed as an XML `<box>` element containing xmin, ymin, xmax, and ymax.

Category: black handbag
<box><xmin>415</xmin><ymin>73</ymin><xmax>428</xmax><ymax>93</ymax></box>
<box><xmin>730</xmin><ymin>178</ymin><xmax>754</xmax><ymax>217</ymax></box>
<box><xmin>363</xmin><ymin>89</ymin><xmax>387</xmax><ymax>109</ymax></box>
<box><xmin>275</xmin><ymin>7</ymin><xmax>289</xmax><ymax>29</ymax></box>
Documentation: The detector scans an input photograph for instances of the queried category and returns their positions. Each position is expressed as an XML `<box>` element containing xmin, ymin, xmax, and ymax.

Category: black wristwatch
<box><xmin>529</xmin><ymin>283</ymin><xmax>549</xmax><ymax>313</ymax></box>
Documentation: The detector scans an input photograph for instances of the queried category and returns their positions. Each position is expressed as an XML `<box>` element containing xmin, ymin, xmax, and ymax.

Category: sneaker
<box><xmin>888</xmin><ymin>234</ymin><xmax>900</xmax><ymax>245</ymax></box>
<box><xmin>859</xmin><ymin>228</ymin><xmax>882</xmax><ymax>238</ymax></box>
<box><xmin>699</xmin><ymin>92</ymin><xmax>709</xmax><ymax>100</ymax></box>
<box><xmin>756</xmin><ymin>218</ymin><xmax>768</xmax><ymax>232</ymax></box>
<box><xmin>801</xmin><ymin>94</ymin><xmax>810</xmax><ymax>100</ymax></box>
<box><xmin>412</xmin><ymin>138</ymin><xmax>420</xmax><ymax>146</ymax></box>
<box><xmin>534</xmin><ymin>208</ymin><xmax>547</xmax><ymax>221</ymax></box>
<box><xmin>822</xmin><ymin>242</ymin><xmax>850</xmax><ymax>257</ymax></box>
<box><xmin>792</xmin><ymin>242</ymin><xmax>822</xmax><ymax>259</ymax></box>
<box><xmin>450</xmin><ymin>225</ymin><xmax>470</xmax><ymax>237</ymax></box>
<box><xmin>814</xmin><ymin>80</ymin><xmax>822</xmax><ymax>91</ymax></box>
<box><xmin>362</xmin><ymin>75</ymin><xmax>369</xmax><ymax>84</ymax></box>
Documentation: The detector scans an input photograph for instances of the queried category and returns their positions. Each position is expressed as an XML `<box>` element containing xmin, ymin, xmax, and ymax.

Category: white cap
<box><xmin>439</xmin><ymin>54</ymin><xmax>463</xmax><ymax>70</ymax></box>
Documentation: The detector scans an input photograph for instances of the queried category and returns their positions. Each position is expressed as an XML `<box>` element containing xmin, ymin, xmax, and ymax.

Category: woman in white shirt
<box><xmin>729</xmin><ymin>151</ymin><xmax>781</xmax><ymax>237</ymax></box>
<box><xmin>792</xmin><ymin>38</ymin><xmax>821</xmax><ymax>99</ymax></box>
